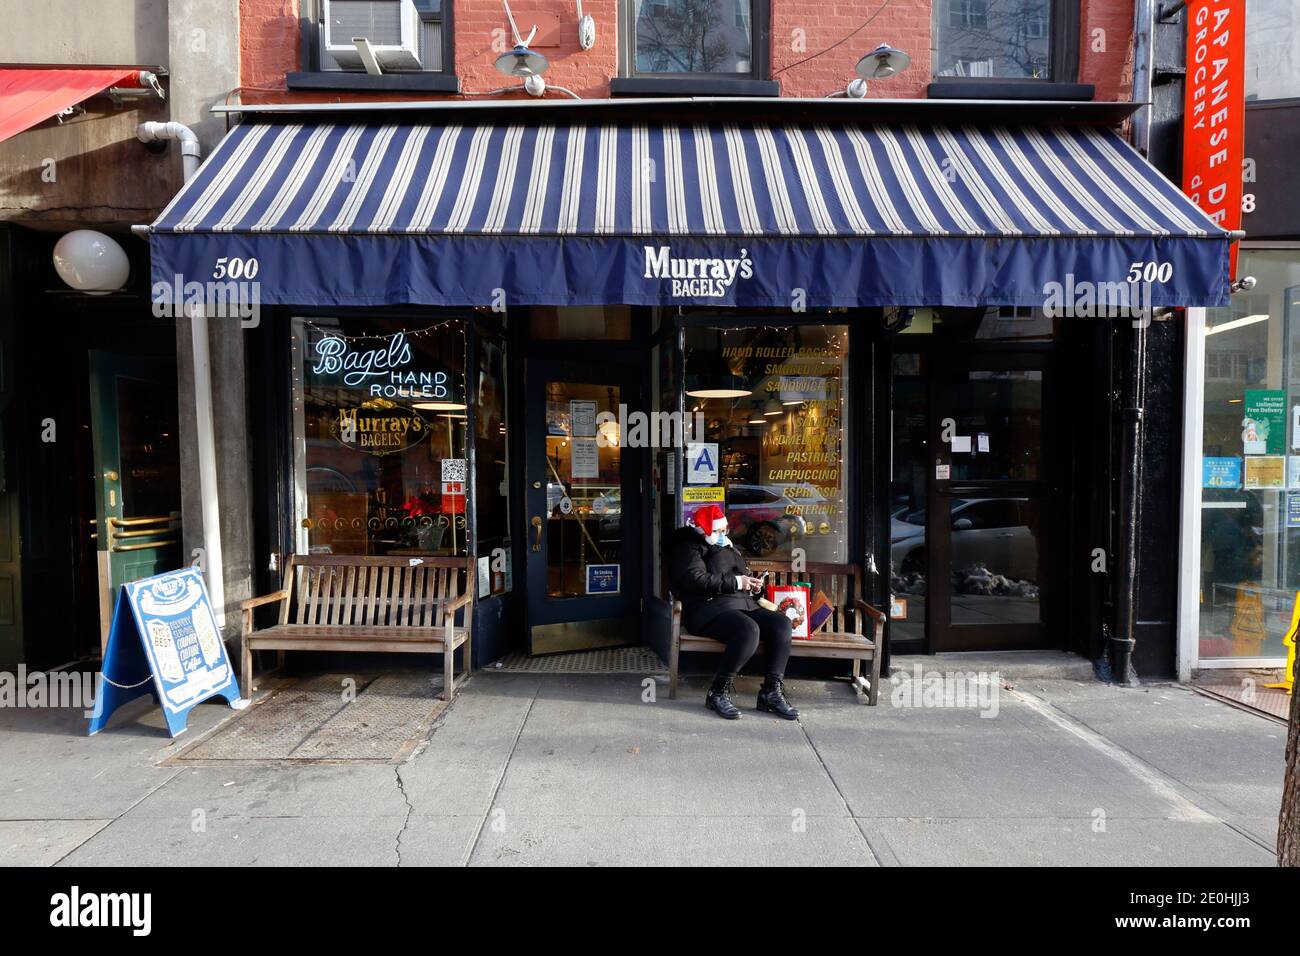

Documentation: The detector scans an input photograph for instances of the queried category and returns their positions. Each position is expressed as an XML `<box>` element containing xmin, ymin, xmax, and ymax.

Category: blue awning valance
<box><xmin>149</xmin><ymin>119</ymin><xmax>1231</xmax><ymax>309</ymax></box>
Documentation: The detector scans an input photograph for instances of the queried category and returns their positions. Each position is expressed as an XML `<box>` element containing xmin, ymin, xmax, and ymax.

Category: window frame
<box><xmin>613</xmin><ymin>0</ymin><xmax>776</xmax><ymax>96</ymax></box>
<box><xmin>930</xmin><ymin>0</ymin><xmax>1080</xmax><ymax>86</ymax></box>
<box><xmin>289</xmin><ymin>0</ymin><xmax>458</xmax><ymax>93</ymax></box>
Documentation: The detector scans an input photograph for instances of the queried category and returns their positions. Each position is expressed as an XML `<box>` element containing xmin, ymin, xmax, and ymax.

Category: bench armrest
<box><xmin>853</xmin><ymin>599</ymin><xmax>887</xmax><ymax>638</ymax></box>
<box><xmin>241</xmin><ymin>590</ymin><xmax>289</xmax><ymax>612</ymax></box>
<box><xmin>443</xmin><ymin>591</ymin><xmax>473</xmax><ymax>612</ymax></box>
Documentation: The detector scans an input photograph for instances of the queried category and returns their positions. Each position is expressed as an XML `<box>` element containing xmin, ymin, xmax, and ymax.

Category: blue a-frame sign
<box><xmin>88</xmin><ymin>567</ymin><xmax>246</xmax><ymax>738</ymax></box>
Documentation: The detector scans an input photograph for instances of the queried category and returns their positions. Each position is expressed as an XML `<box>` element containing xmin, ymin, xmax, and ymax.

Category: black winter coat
<box><xmin>669</xmin><ymin>525</ymin><xmax>758</xmax><ymax>631</ymax></box>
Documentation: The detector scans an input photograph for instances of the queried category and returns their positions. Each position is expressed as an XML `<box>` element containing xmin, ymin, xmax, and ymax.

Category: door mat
<box><xmin>489</xmin><ymin>646</ymin><xmax>667</xmax><ymax>675</ymax></box>
<box><xmin>1192</xmin><ymin>683</ymin><xmax>1292</xmax><ymax>724</ymax></box>
<box><xmin>166</xmin><ymin>672</ymin><xmax>448</xmax><ymax>765</ymax></box>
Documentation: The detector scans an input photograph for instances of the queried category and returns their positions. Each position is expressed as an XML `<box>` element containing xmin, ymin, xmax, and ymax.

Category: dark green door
<box><xmin>88</xmin><ymin>352</ymin><xmax>183</xmax><ymax>649</ymax></box>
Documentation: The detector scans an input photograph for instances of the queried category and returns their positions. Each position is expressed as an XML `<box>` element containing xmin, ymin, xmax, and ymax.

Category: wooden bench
<box><xmin>240</xmin><ymin>554</ymin><xmax>473</xmax><ymax>701</ymax></box>
<box><xmin>669</xmin><ymin>560</ymin><xmax>885</xmax><ymax>705</ymax></box>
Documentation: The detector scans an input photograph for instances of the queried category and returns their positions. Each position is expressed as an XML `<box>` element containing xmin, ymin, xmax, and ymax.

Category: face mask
<box><xmin>705</xmin><ymin>523</ymin><xmax>730</xmax><ymax>547</ymax></box>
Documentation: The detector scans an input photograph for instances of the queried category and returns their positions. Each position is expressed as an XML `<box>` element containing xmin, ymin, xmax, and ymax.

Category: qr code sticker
<box><xmin>441</xmin><ymin>458</ymin><xmax>467</xmax><ymax>482</ymax></box>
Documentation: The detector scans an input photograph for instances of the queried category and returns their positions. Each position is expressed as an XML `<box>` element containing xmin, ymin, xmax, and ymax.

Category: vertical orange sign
<box><xmin>1182</xmin><ymin>0</ymin><xmax>1246</xmax><ymax>280</ymax></box>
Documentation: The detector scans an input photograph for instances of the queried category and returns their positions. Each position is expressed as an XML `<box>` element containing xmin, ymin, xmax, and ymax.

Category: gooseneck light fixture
<box><xmin>496</xmin><ymin>0</ymin><xmax>551</xmax><ymax>96</ymax></box>
<box><xmin>844</xmin><ymin>43</ymin><xmax>911</xmax><ymax>98</ymax></box>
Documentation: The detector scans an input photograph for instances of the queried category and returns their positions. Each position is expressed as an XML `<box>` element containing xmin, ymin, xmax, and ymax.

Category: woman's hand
<box><xmin>737</xmin><ymin>575</ymin><xmax>766</xmax><ymax>594</ymax></box>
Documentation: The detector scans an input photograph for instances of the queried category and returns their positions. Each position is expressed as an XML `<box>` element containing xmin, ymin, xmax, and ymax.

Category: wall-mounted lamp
<box><xmin>497</xmin><ymin>0</ymin><xmax>551</xmax><ymax>96</ymax></box>
<box><xmin>52</xmin><ymin>230</ymin><xmax>130</xmax><ymax>295</ymax></box>
<box><xmin>844</xmin><ymin>43</ymin><xmax>911</xmax><ymax>98</ymax></box>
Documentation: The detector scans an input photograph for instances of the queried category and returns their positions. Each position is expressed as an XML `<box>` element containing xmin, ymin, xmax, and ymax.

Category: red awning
<box><xmin>0</xmin><ymin>67</ymin><xmax>138</xmax><ymax>143</ymax></box>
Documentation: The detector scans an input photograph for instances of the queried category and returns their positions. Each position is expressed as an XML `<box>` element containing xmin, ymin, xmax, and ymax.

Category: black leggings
<box><xmin>697</xmin><ymin>608</ymin><xmax>793</xmax><ymax>676</ymax></box>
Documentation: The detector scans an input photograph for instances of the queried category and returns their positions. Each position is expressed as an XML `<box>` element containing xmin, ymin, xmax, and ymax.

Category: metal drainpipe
<box><xmin>136</xmin><ymin>121</ymin><xmax>226</xmax><ymax>627</ymax></box>
<box><xmin>1113</xmin><ymin>320</ymin><xmax>1146</xmax><ymax>685</ymax></box>
<box><xmin>1112</xmin><ymin>0</ymin><xmax>1158</xmax><ymax>684</ymax></box>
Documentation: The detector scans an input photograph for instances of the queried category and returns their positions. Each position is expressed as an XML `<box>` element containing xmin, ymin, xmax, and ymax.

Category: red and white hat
<box><xmin>691</xmin><ymin>504</ymin><xmax>728</xmax><ymax>537</ymax></box>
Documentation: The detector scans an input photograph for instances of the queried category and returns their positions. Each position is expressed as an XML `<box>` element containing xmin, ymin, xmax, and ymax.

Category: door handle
<box><xmin>531</xmin><ymin>516</ymin><xmax>543</xmax><ymax>551</ymax></box>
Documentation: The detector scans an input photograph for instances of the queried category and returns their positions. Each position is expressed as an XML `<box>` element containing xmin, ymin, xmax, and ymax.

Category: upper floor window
<box><xmin>934</xmin><ymin>0</ymin><xmax>1054</xmax><ymax>79</ymax></box>
<box><xmin>1246</xmin><ymin>0</ymin><xmax>1300</xmax><ymax>101</ymax></box>
<box><xmin>630</xmin><ymin>0</ymin><xmax>757</xmax><ymax>75</ymax></box>
<box><xmin>315</xmin><ymin>0</ymin><xmax>451</xmax><ymax>74</ymax></box>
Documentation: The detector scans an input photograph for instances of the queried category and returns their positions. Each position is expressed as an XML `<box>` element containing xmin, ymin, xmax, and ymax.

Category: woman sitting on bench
<box><xmin>669</xmin><ymin>505</ymin><xmax>798</xmax><ymax>721</ymax></box>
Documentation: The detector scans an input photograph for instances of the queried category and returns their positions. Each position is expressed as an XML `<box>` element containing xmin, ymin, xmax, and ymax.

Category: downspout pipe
<box><xmin>1113</xmin><ymin>319</ymin><xmax>1146</xmax><ymax>685</ymax></box>
<box><xmin>137</xmin><ymin>121</ymin><xmax>201</xmax><ymax>181</ymax></box>
<box><xmin>1112</xmin><ymin>0</ymin><xmax>1158</xmax><ymax>684</ymax></box>
<box><xmin>136</xmin><ymin>121</ymin><xmax>226</xmax><ymax>627</ymax></box>
<box><xmin>1131</xmin><ymin>0</ymin><xmax>1157</xmax><ymax>157</ymax></box>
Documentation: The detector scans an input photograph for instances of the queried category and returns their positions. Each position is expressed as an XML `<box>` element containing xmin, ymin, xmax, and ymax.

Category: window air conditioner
<box><xmin>322</xmin><ymin>0</ymin><xmax>423</xmax><ymax>71</ymax></box>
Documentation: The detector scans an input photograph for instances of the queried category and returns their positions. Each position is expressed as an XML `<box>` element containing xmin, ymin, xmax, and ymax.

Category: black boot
<box><xmin>705</xmin><ymin>674</ymin><xmax>742</xmax><ymax>720</ymax></box>
<box><xmin>756</xmin><ymin>674</ymin><xmax>800</xmax><ymax>719</ymax></box>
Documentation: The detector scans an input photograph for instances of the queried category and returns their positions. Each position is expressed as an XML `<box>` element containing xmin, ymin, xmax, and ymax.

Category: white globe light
<box><xmin>52</xmin><ymin>229</ymin><xmax>130</xmax><ymax>294</ymax></box>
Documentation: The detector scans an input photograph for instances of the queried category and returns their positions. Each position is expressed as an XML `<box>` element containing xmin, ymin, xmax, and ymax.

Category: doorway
<box><xmin>891</xmin><ymin>345</ymin><xmax>1062</xmax><ymax>652</ymax></box>
<box><xmin>523</xmin><ymin>356</ymin><xmax>644</xmax><ymax>654</ymax></box>
<box><xmin>88</xmin><ymin>352</ymin><xmax>184</xmax><ymax>650</ymax></box>
<box><xmin>929</xmin><ymin>353</ymin><xmax>1058</xmax><ymax>650</ymax></box>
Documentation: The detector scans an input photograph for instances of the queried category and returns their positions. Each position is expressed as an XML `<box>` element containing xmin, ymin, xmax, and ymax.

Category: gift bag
<box><xmin>767</xmin><ymin>584</ymin><xmax>811</xmax><ymax>640</ymax></box>
<box><xmin>808</xmin><ymin>590</ymin><xmax>833</xmax><ymax>634</ymax></box>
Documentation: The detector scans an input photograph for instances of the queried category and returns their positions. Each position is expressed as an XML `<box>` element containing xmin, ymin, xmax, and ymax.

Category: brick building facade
<box><xmin>236</xmin><ymin>0</ymin><xmax>1137</xmax><ymax>104</ymax></box>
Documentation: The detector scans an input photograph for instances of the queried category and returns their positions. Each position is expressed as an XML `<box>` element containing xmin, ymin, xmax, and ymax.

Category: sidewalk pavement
<box><xmin>0</xmin><ymin>670</ymin><xmax>1287</xmax><ymax>866</ymax></box>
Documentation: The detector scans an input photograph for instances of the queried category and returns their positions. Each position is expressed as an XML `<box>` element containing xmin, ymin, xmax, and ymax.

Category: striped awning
<box><xmin>150</xmin><ymin>119</ymin><xmax>1231</xmax><ymax>308</ymax></box>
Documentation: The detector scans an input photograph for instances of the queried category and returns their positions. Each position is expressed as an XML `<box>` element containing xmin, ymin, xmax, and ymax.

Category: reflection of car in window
<box><xmin>724</xmin><ymin>483</ymin><xmax>807</xmax><ymax>556</ymax></box>
<box><xmin>890</xmin><ymin>498</ymin><xmax>1036</xmax><ymax>580</ymax></box>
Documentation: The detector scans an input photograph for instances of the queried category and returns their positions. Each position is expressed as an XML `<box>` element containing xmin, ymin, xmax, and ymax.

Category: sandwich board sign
<box><xmin>88</xmin><ymin>567</ymin><xmax>246</xmax><ymax>738</ymax></box>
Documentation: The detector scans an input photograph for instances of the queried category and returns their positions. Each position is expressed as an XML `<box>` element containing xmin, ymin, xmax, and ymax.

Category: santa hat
<box><xmin>691</xmin><ymin>504</ymin><xmax>728</xmax><ymax>536</ymax></box>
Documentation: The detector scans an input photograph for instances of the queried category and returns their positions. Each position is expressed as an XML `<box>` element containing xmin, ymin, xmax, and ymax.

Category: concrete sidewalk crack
<box><xmin>394</xmin><ymin>764</ymin><xmax>414</xmax><ymax>867</ymax></box>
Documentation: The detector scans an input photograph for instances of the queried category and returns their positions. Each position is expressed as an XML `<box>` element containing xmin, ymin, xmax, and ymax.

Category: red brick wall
<box><xmin>236</xmin><ymin>0</ymin><xmax>1134</xmax><ymax>104</ymax></box>
<box><xmin>455</xmin><ymin>0</ymin><xmax>619</xmax><ymax>99</ymax></box>
<box><xmin>240</xmin><ymin>0</ymin><xmax>300</xmax><ymax>91</ymax></box>
<box><xmin>770</xmin><ymin>1</ymin><xmax>932</xmax><ymax>99</ymax></box>
<box><xmin>1079</xmin><ymin>0</ymin><xmax>1135</xmax><ymax>102</ymax></box>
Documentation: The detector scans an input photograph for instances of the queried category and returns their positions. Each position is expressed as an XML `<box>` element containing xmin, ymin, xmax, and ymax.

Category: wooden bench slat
<box><xmin>241</xmin><ymin>555</ymin><xmax>474</xmax><ymax>703</ymax></box>
<box><xmin>249</xmin><ymin>624</ymin><xmax>467</xmax><ymax>644</ymax></box>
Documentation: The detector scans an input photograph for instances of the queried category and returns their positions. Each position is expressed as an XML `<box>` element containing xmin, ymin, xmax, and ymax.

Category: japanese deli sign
<box><xmin>1181</xmin><ymin>0</ymin><xmax>1245</xmax><ymax>279</ymax></box>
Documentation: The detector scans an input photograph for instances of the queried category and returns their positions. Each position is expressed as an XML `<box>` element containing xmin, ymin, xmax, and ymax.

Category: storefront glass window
<box><xmin>1198</xmin><ymin>250</ymin><xmax>1300</xmax><ymax>660</ymax></box>
<box><xmin>683</xmin><ymin>324</ymin><xmax>849</xmax><ymax>563</ymax></box>
<box><xmin>291</xmin><ymin>315</ymin><xmax>468</xmax><ymax>557</ymax></box>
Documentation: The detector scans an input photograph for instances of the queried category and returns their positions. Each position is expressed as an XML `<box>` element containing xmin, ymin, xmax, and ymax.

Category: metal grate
<box><xmin>490</xmin><ymin>647</ymin><xmax>667</xmax><ymax>675</ymax></box>
<box><xmin>1193</xmin><ymin>683</ymin><xmax>1292</xmax><ymax>724</ymax></box>
<box><xmin>168</xmin><ymin>672</ymin><xmax>447</xmax><ymax>765</ymax></box>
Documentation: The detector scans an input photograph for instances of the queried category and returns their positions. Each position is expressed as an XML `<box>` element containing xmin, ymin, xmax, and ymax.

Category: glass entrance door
<box><xmin>524</xmin><ymin>357</ymin><xmax>643</xmax><ymax>654</ymax></box>
<box><xmin>928</xmin><ymin>354</ymin><xmax>1056</xmax><ymax>651</ymax></box>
